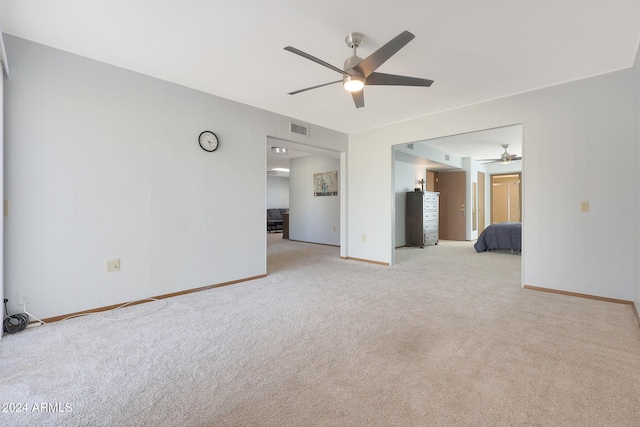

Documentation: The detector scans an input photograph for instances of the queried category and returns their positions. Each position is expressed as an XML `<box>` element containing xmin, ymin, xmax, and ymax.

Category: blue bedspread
<box><xmin>474</xmin><ymin>222</ymin><xmax>522</xmax><ymax>252</ymax></box>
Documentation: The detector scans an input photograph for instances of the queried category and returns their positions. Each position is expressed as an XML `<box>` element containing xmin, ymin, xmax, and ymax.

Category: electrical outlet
<box><xmin>361</xmin><ymin>234</ymin><xmax>366</xmax><ymax>242</ymax></box>
<box><xmin>106</xmin><ymin>259</ymin><xmax>120</xmax><ymax>272</ymax></box>
<box><xmin>580</xmin><ymin>201</ymin><xmax>590</xmax><ymax>213</ymax></box>
<box><xmin>18</xmin><ymin>290</ymin><xmax>30</xmax><ymax>305</ymax></box>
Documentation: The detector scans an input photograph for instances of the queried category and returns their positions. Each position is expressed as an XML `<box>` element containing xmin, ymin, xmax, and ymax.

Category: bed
<box><xmin>474</xmin><ymin>222</ymin><xmax>521</xmax><ymax>253</ymax></box>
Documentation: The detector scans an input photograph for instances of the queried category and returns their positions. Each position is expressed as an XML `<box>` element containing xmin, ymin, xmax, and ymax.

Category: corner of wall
<box><xmin>633</xmin><ymin>41</ymin><xmax>640</xmax><ymax>310</ymax></box>
<box><xmin>0</xmin><ymin>29</ymin><xmax>9</xmax><ymax>77</ymax></box>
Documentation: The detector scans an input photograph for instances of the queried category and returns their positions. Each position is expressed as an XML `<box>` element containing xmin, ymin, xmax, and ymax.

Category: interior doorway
<box><xmin>265</xmin><ymin>136</ymin><xmax>345</xmax><ymax>272</ymax></box>
<box><xmin>391</xmin><ymin>124</ymin><xmax>523</xmax><ymax>271</ymax></box>
<box><xmin>436</xmin><ymin>170</ymin><xmax>467</xmax><ymax>241</ymax></box>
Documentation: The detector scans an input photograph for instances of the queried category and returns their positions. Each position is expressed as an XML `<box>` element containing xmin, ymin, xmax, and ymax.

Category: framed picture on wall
<box><xmin>313</xmin><ymin>171</ymin><xmax>338</xmax><ymax>196</ymax></box>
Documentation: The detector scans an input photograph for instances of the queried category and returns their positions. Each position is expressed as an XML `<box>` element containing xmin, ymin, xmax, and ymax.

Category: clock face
<box><xmin>198</xmin><ymin>131</ymin><xmax>219</xmax><ymax>152</ymax></box>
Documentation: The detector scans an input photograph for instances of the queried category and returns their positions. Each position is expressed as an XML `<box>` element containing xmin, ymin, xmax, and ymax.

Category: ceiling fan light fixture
<box><xmin>271</xmin><ymin>146</ymin><xmax>288</xmax><ymax>155</ymax></box>
<box><xmin>285</xmin><ymin>30</ymin><xmax>433</xmax><ymax>108</ymax></box>
<box><xmin>500</xmin><ymin>145</ymin><xmax>512</xmax><ymax>164</ymax></box>
<box><xmin>343</xmin><ymin>75</ymin><xmax>364</xmax><ymax>92</ymax></box>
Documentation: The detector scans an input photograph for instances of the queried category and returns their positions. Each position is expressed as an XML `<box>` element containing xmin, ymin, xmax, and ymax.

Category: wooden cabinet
<box><xmin>282</xmin><ymin>213</ymin><xmax>289</xmax><ymax>239</ymax></box>
<box><xmin>406</xmin><ymin>191</ymin><xmax>439</xmax><ymax>248</ymax></box>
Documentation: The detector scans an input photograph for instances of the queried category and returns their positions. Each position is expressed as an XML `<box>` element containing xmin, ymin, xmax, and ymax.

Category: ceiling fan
<box><xmin>479</xmin><ymin>144</ymin><xmax>522</xmax><ymax>164</ymax></box>
<box><xmin>284</xmin><ymin>30</ymin><xmax>434</xmax><ymax>108</ymax></box>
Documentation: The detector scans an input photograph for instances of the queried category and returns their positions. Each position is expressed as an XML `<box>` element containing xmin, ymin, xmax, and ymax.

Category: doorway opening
<box><xmin>391</xmin><ymin>124</ymin><xmax>523</xmax><ymax>279</ymax></box>
<box><xmin>265</xmin><ymin>136</ymin><xmax>345</xmax><ymax>273</ymax></box>
<box><xmin>434</xmin><ymin>170</ymin><xmax>467</xmax><ymax>241</ymax></box>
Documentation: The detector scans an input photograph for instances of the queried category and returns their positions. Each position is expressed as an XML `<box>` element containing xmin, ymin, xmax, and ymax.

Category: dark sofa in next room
<box><xmin>267</xmin><ymin>208</ymin><xmax>288</xmax><ymax>233</ymax></box>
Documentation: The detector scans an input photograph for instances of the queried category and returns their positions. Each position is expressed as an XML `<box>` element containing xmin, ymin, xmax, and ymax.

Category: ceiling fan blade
<box><xmin>288</xmin><ymin>80</ymin><xmax>342</xmax><ymax>95</ymax></box>
<box><xmin>353</xmin><ymin>30</ymin><xmax>415</xmax><ymax>78</ymax></box>
<box><xmin>478</xmin><ymin>157</ymin><xmax>522</xmax><ymax>163</ymax></box>
<box><xmin>351</xmin><ymin>90</ymin><xmax>364</xmax><ymax>108</ymax></box>
<box><xmin>366</xmin><ymin>72</ymin><xmax>434</xmax><ymax>87</ymax></box>
<box><xmin>284</xmin><ymin>46</ymin><xmax>346</xmax><ymax>75</ymax></box>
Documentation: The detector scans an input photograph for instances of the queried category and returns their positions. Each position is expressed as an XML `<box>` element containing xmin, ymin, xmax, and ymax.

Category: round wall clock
<box><xmin>198</xmin><ymin>131</ymin><xmax>219</xmax><ymax>152</ymax></box>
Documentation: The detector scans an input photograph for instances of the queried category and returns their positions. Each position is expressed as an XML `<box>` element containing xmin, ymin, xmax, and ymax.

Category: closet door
<box><xmin>491</xmin><ymin>173</ymin><xmax>521</xmax><ymax>223</ymax></box>
<box><xmin>436</xmin><ymin>171</ymin><xmax>466</xmax><ymax>241</ymax></box>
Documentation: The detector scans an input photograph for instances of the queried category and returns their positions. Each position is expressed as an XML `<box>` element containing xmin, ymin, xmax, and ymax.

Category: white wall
<box><xmin>289</xmin><ymin>155</ymin><xmax>340</xmax><ymax>245</ymax></box>
<box><xmin>0</xmin><ymin>55</ymin><xmax>4</xmax><ymax>334</ymax></box>
<box><xmin>3</xmin><ymin>35</ymin><xmax>347</xmax><ymax>318</ymax></box>
<box><xmin>394</xmin><ymin>160</ymin><xmax>426</xmax><ymax>247</ymax></box>
<box><xmin>463</xmin><ymin>158</ymin><xmax>478</xmax><ymax>241</ymax></box>
<box><xmin>348</xmin><ymin>66</ymin><xmax>635</xmax><ymax>301</ymax></box>
<box><xmin>633</xmin><ymin>43</ymin><xmax>640</xmax><ymax>312</ymax></box>
<box><xmin>266</xmin><ymin>176</ymin><xmax>289</xmax><ymax>209</ymax></box>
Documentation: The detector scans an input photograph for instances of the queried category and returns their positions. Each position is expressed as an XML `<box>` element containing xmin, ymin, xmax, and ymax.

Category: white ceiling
<box><xmin>266</xmin><ymin>137</ymin><xmax>340</xmax><ymax>177</ymax></box>
<box><xmin>395</xmin><ymin>124</ymin><xmax>523</xmax><ymax>171</ymax></box>
<box><xmin>417</xmin><ymin>124</ymin><xmax>522</xmax><ymax>160</ymax></box>
<box><xmin>5</xmin><ymin>2</ymin><xmax>633</xmax><ymax>174</ymax></box>
<box><xmin>2</xmin><ymin>0</ymin><xmax>639</xmax><ymax>138</ymax></box>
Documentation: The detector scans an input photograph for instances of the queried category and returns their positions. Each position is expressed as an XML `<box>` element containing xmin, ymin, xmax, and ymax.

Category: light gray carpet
<box><xmin>1</xmin><ymin>235</ymin><xmax>639</xmax><ymax>426</ymax></box>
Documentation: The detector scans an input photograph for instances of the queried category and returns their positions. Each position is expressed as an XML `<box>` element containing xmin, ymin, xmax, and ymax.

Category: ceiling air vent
<box><xmin>290</xmin><ymin>122</ymin><xmax>309</xmax><ymax>137</ymax></box>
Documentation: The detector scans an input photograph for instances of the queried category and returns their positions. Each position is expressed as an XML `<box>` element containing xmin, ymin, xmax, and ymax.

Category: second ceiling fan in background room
<box><xmin>479</xmin><ymin>144</ymin><xmax>523</xmax><ymax>164</ymax></box>
<box><xmin>284</xmin><ymin>30</ymin><xmax>434</xmax><ymax>108</ymax></box>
